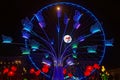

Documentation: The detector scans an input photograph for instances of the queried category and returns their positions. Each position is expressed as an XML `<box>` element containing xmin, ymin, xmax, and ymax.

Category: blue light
<box><xmin>21</xmin><ymin>17</ymin><xmax>33</xmax><ymax>32</ymax></box>
<box><xmin>64</xmin><ymin>76</ymin><xmax>69</xmax><ymax>79</ymax></box>
<box><xmin>52</xmin><ymin>66</ymin><xmax>64</xmax><ymax>80</ymax></box>
<box><xmin>51</xmin><ymin>39</ymin><xmax>54</xmax><ymax>45</ymax></box>
<box><xmin>42</xmin><ymin>59</ymin><xmax>52</xmax><ymax>66</ymax></box>
<box><xmin>74</xmin><ymin>22</ymin><xmax>81</xmax><ymax>29</ymax></box>
<box><xmin>45</xmin><ymin>54</ymin><xmax>49</xmax><ymax>58</ymax></box>
<box><xmin>73</xmin><ymin>10</ymin><xmax>82</xmax><ymax>22</ymax></box>
<box><xmin>22</xmin><ymin>30</ymin><xmax>30</xmax><ymax>39</ymax></box>
<box><xmin>57</xmin><ymin>6</ymin><xmax>61</xmax><ymax>18</ymax></box>
<box><xmin>72</xmin><ymin>54</ymin><xmax>77</xmax><ymax>58</ymax></box>
<box><xmin>21</xmin><ymin>47</ymin><xmax>30</xmax><ymax>55</ymax></box>
<box><xmin>2</xmin><ymin>35</ymin><xmax>13</xmax><ymax>43</ymax></box>
<box><xmin>66</xmin><ymin>58</ymin><xmax>74</xmax><ymax>66</ymax></box>
<box><xmin>30</xmin><ymin>40</ymin><xmax>40</xmax><ymax>51</ymax></box>
<box><xmin>73</xmin><ymin>49</ymin><xmax>76</xmax><ymax>53</ymax></box>
<box><xmin>87</xmin><ymin>46</ymin><xmax>97</xmax><ymax>53</ymax></box>
<box><xmin>57</xmin><ymin>25</ymin><xmax>60</xmax><ymax>33</ymax></box>
<box><xmin>35</xmin><ymin>12</ymin><xmax>46</xmax><ymax>28</ymax></box>
<box><xmin>105</xmin><ymin>39</ymin><xmax>113</xmax><ymax>46</ymax></box>
<box><xmin>90</xmin><ymin>22</ymin><xmax>101</xmax><ymax>34</ymax></box>
<box><xmin>78</xmin><ymin>36</ymin><xmax>85</xmax><ymax>42</ymax></box>
<box><xmin>64</xmin><ymin>14</ymin><xmax>69</xmax><ymax>25</ymax></box>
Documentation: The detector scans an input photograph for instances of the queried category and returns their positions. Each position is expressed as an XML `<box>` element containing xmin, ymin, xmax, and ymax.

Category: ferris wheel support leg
<box><xmin>52</xmin><ymin>60</ymin><xmax>64</xmax><ymax>80</ymax></box>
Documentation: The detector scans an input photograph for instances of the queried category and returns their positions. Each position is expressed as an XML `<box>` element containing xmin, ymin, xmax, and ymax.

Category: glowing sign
<box><xmin>63</xmin><ymin>35</ymin><xmax>72</xmax><ymax>43</ymax></box>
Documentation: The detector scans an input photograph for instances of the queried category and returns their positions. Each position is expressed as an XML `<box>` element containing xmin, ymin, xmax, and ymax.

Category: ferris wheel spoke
<box><xmin>34</xmin><ymin>12</ymin><xmax>51</xmax><ymax>42</ymax></box>
<box><xmin>37</xmin><ymin>49</ymin><xmax>56</xmax><ymax>59</ymax></box>
<box><xmin>30</xmin><ymin>30</ymin><xmax>57</xmax><ymax>57</ymax></box>
<box><xmin>60</xmin><ymin>14</ymin><xmax>70</xmax><ymax>56</ymax></box>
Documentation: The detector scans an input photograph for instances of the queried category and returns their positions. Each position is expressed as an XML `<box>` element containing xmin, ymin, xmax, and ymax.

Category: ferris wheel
<box><xmin>1</xmin><ymin>2</ymin><xmax>113</xmax><ymax>80</ymax></box>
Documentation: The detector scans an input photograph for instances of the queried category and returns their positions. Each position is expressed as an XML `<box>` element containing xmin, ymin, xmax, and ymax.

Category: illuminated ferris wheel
<box><xmin>1</xmin><ymin>2</ymin><xmax>113</xmax><ymax>80</ymax></box>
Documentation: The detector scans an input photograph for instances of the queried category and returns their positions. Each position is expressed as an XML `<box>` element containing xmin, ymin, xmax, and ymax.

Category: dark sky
<box><xmin>0</xmin><ymin>0</ymin><xmax>120</xmax><ymax>69</ymax></box>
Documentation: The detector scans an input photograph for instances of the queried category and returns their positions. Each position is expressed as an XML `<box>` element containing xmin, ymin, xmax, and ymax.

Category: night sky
<box><xmin>0</xmin><ymin>0</ymin><xmax>120</xmax><ymax>69</ymax></box>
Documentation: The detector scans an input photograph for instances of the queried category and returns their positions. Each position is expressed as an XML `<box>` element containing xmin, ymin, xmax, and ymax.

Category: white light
<box><xmin>57</xmin><ymin>6</ymin><xmax>61</xmax><ymax>11</ymax></box>
<box><xmin>63</xmin><ymin>35</ymin><xmax>72</xmax><ymax>43</ymax></box>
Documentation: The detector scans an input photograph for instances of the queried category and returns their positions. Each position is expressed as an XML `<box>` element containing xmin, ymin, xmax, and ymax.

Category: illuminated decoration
<box><xmin>106</xmin><ymin>71</ymin><xmax>110</xmax><ymax>76</ymax></box>
<box><xmin>0</xmin><ymin>61</ymin><xmax>3</xmax><ymax>64</ymax></box>
<box><xmin>74</xmin><ymin>22</ymin><xmax>81</xmax><ymax>30</ymax></box>
<box><xmin>8</xmin><ymin>71</ymin><xmax>15</xmax><ymax>77</ymax></box>
<box><xmin>105</xmin><ymin>39</ymin><xmax>113</xmax><ymax>46</ymax></box>
<box><xmin>84</xmin><ymin>71</ymin><xmax>91</xmax><ymax>77</ymax></box>
<box><xmin>30</xmin><ymin>68</ymin><xmax>35</xmax><ymax>74</ymax></box>
<box><xmin>72</xmin><ymin>43</ymin><xmax>78</xmax><ymax>54</ymax></box>
<box><xmin>64</xmin><ymin>76</ymin><xmax>69</xmax><ymax>79</ymax></box>
<box><xmin>51</xmin><ymin>39</ymin><xmax>54</xmax><ymax>45</ymax></box>
<box><xmin>30</xmin><ymin>40</ymin><xmax>40</xmax><ymax>51</ymax></box>
<box><xmin>87</xmin><ymin>46</ymin><xmax>97</xmax><ymax>53</ymax></box>
<box><xmin>30</xmin><ymin>68</ymin><xmax>41</xmax><ymax>76</ymax></box>
<box><xmin>42</xmin><ymin>67</ymin><xmax>49</xmax><ymax>73</ymax></box>
<box><xmin>63</xmin><ymin>35</ymin><xmax>72</xmax><ymax>43</ymax></box>
<box><xmin>101</xmin><ymin>66</ymin><xmax>106</xmax><ymax>72</ymax></box>
<box><xmin>0</xmin><ymin>2</ymin><xmax>113</xmax><ymax>80</ymax></box>
<box><xmin>42</xmin><ymin>59</ymin><xmax>52</xmax><ymax>66</ymax></box>
<box><xmin>35</xmin><ymin>12</ymin><xmax>46</xmax><ymax>28</ymax></box>
<box><xmin>23</xmin><ymin>78</ymin><xmax>28</xmax><ymax>80</ymax></box>
<box><xmin>73</xmin><ymin>10</ymin><xmax>82</xmax><ymax>29</ymax></box>
<box><xmin>72</xmin><ymin>43</ymin><xmax>78</xmax><ymax>49</ymax></box>
<box><xmin>101</xmin><ymin>73</ymin><xmax>108</xmax><ymax>80</ymax></box>
<box><xmin>21</xmin><ymin>17</ymin><xmax>33</xmax><ymax>32</ymax></box>
<box><xmin>90</xmin><ymin>22</ymin><xmax>101</xmax><ymax>34</ymax></box>
<box><xmin>45</xmin><ymin>53</ymin><xmax>49</xmax><ymax>58</ymax></box>
<box><xmin>11</xmin><ymin>66</ymin><xmax>17</xmax><ymax>72</ymax></box>
<box><xmin>68</xmin><ymin>73</ymin><xmax>73</xmax><ymax>78</ymax></box>
<box><xmin>84</xmin><ymin>65</ymin><xmax>94</xmax><ymax>77</ymax></box>
<box><xmin>86</xmin><ymin>65</ymin><xmax>93</xmax><ymax>72</ymax></box>
<box><xmin>78</xmin><ymin>36</ymin><xmax>85</xmax><ymax>42</ymax></box>
<box><xmin>66</xmin><ymin>58</ymin><xmax>74</xmax><ymax>66</ymax></box>
<box><xmin>3</xmin><ymin>66</ymin><xmax>17</xmax><ymax>77</ymax></box>
<box><xmin>93</xmin><ymin>63</ymin><xmax>100</xmax><ymax>70</ymax></box>
<box><xmin>15</xmin><ymin>60</ymin><xmax>21</xmax><ymax>64</ymax></box>
<box><xmin>23</xmin><ymin>67</ymin><xmax>27</xmax><ymax>73</ymax></box>
<box><xmin>57</xmin><ymin>6</ymin><xmax>61</xmax><ymax>11</ymax></box>
<box><xmin>72</xmin><ymin>54</ymin><xmax>77</xmax><ymax>58</ymax></box>
<box><xmin>63</xmin><ymin>68</ymin><xmax>67</xmax><ymax>74</ymax></box>
<box><xmin>2</xmin><ymin>35</ymin><xmax>13</xmax><ymax>43</ymax></box>
<box><xmin>100</xmin><ymin>66</ymin><xmax>110</xmax><ymax>80</ymax></box>
<box><xmin>22</xmin><ymin>30</ymin><xmax>30</xmax><ymax>39</ymax></box>
<box><xmin>3</xmin><ymin>68</ymin><xmax>9</xmax><ymax>74</ymax></box>
<box><xmin>42</xmin><ymin>65</ymin><xmax>49</xmax><ymax>73</ymax></box>
<box><xmin>73</xmin><ymin>10</ymin><xmax>82</xmax><ymax>22</ymax></box>
<box><xmin>21</xmin><ymin>47</ymin><xmax>30</xmax><ymax>54</ymax></box>
<box><xmin>57</xmin><ymin>25</ymin><xmax>60</xmax><ymax>33</ymax></box>
<box><xmin>64</xmin><ymin>14</ymin><xmax>69</xmax><ymax>25</ymax></box>
<box><xmin>35</xmin><ymin>70</ymin><xmax>41</xmax><ymax>76</ymax></box>
<box><xmin>57</xmin><ymin>6</ymin><xmax>61</xmax><ymax>18</ymax></box>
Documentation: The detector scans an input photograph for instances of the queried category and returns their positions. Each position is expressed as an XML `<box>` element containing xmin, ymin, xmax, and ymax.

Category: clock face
<box><xmin>63</xmin><ymin>35</ymin><xmax>72</xmax><ymax>43</ymax></box>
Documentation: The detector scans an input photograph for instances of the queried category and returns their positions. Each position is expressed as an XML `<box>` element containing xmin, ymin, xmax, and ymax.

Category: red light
<box><xmin>86</xmin><ymin>65</ymin><xmax>93</xmax><ymax>72</ymax></box>
<box><xmin>30</xmin><ymin>68</ymin><xmax>35</xmax><ymax>74</ymax></box>
<box><xmin>63</xmin><ymin>68</ymin><xmax>67</xmax><ymax>75</ymax></box>
<box><xmin>43</xmin><ymin>64</ymin><xmax>50</xmax><ymax>69</ymax></box>
<box><xmin>8</xmin><ymin>71</ymin><xmax>15</xmax><ymax>76</ymax></box>
<box><xmin>11</xmin><ymin>66</ymin><xmax>17</xmax><ymax>72</ymax></box>
<box><xmin>3</xmin><ymin>68</ymin><xmax>9</xmax><ymax>74</ymax></box>
<box><xmin>93</xmin><ymin>63</ymin><xmax>100</xmax><ymax>70</ymax></box>
<box><xmin>68</xmin><ymin>73</ymin><xmax>73</xmax><ymax>78</ymax></box>
<box><xmin>35</xmin><ymin>70</ymin><xmax>41</xmax><ymax>76</ymax></box>
<box><xmin>42</xmin><ymin>67</ymin><xmax>49</xmax><ymax>73</ymax></box>
<box><xmin>84</xmin><ymin>71</ymin><xmax>90</xmax><ymax>76</ymax></box>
